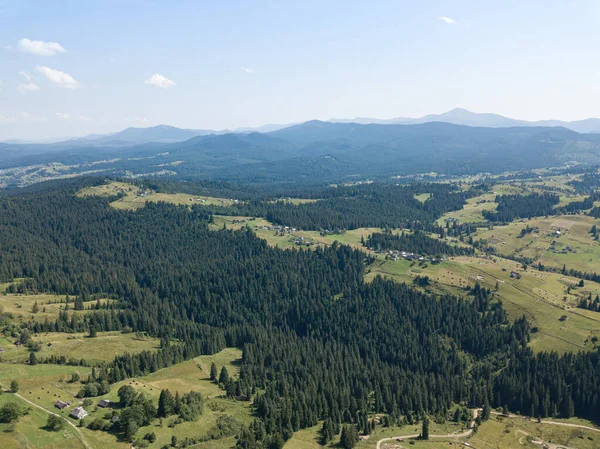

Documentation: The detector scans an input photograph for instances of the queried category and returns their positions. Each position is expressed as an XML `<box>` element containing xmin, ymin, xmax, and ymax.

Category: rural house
<box><xmin>54</xmin><ymin>400</ymin><xmax>70</xmax><ymax>410</ymax></box>
<box><xmin>70</xmin><ymin>406</ymin><xmax>88</xmax><ymax>420</ymax></box>
<box><xmin>98</xmin><ymin>399</ymin><xmax>112</xmax><ymax>408</ymax></box>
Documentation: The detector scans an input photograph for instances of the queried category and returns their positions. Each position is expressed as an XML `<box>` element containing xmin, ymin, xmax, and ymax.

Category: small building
<box><xmin>70</xmin><ymin>406</ymin><xmax>88</xmax><ymax>420</ymax></box>
<box><xmin>98</xmin><ymin>399</ymin><xmax>112</xmax><ymax>408</ymax></box>
<box><xmin>54</xmin><ymin>400</ymin><xmax>70</xmax><ymax>410</ymax></box>
<box><xmin>510</xmin><ymin>271</ymin><xmax>518</xmax><ymax>278</ymax></box>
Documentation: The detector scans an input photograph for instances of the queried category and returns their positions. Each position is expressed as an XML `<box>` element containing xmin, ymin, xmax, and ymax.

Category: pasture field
<box><xmin>0</xmin><ymin>363</ymin><xmax>92</xmax><ymax>391</ymax></box>
<box><xmin>77</xmin><ymin>181</ymin><xmax>238</xmax><ymax>211</ymax></box>
<box><xmin>0</xmin><ymin>293</ymin><xmax>114</xmax><ymax>323</ymax></box>
<box><xmin>365</xmin><ymin>255</ymin><xmax>600</xmax><ymax>353</ymax></box>
<box><xmin>474</xmin><ymin>214</ymin><xmax>600</xmax><ymax>273</ymax></box>
<box><xmin>0</xmin><ymin>348</ymin><xmax>249</xmax><ymax>449</ymax></box>
<box><xmin>413</xmin><ymin>193</ymin><xmax>431</xmax><ymax>203</ymax></box>
<box><xmin>284</xmin><ymin>419</ymin><xmax>469</xmax><ymax>449</ymax></box>
<box><xmin>0</xmin><ymin>331</ymin><xmax>160</xmax><ymax>365</ymax></box>
<box><xmin>75</xmin><ymin>348</ymin><xmax>248</xmax><ymax>449</ymax></box>
<box><xmin>0</xmin><ymin>394</ymin><xmax>86</xmax><ymax>449</ymax></box>
<box><xmin>76</xmin><ymin>181</ymin><xmax>139</xmax><ymax>198</ymax></box>
<box><xmin>470</xmin><ymin>415</ymin><xmax>599</xmax><ymax>449</ymax></box>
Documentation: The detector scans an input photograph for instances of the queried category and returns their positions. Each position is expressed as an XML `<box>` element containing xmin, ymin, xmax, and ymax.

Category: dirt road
<box><xmin>10</xmin><ymin>391</ymin><xmax>92</xmax><ymax>449</ymax></box>
<box><xmin>376</xmin><ymin>409</ymin><xmax>479</xmax><ymax>449</ymax></box>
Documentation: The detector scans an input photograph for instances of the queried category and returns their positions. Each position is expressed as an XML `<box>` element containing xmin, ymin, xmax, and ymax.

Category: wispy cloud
<box><xmin>438</xmin><ymin>16</ymin><xmax>457</xmax><ymax>25</ymax></box>
<box><xmin>145</xmin><ymin>74</ymin><xmax>176</xmax><ymax>89</ymax></box>
<box><xmin>56</xmin><ymin>112</ymin><xmax>70</xmax><ymax>120</ymax></box>
<box><xmin>2</xmin><ymin>45</ymin><xmax>12</xmax><ymax>51</ymax></box>
<box><xmin>36</xmin><ymin>66</ymin><xmax>80</xmax><ymax>89</ymax></box>
<box><xmin>19</xmin><ymin>38</ymin><xmax>66</xmax><ymax>56</ymax></box>
<box><xmin>78</xmin><ymin>115</ymin><xmax>92</xmax><ymax>121</ymax></box>
<box><xmin>16</xmin><ymin>71</ymin><xmax>40</xmax><ymax>93</ymax></box>
<box><xmin>241</xmin><ymin>66</ymin><xmax>255</xmax><ymax>74</ymax></box>
<box><xmin>21</xmin><ymin>112</ymin><xmax>48</xmax><ymax>121</ymax></box>
<box><xmin>0</xmin><ymin>115</ymin><xmax>16</xmax><ymax>124</ymax></box>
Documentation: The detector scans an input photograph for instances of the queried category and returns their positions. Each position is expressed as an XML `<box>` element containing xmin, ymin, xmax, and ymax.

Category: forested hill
<box><xmin>0</xmin><ymin>178</ymin><xmax>599</xmax><ymax>447</ymax></box>
<box><xmin>365</xmin><ymin>230</ymin><xmax>474</xmax><ymax>256</ymax></box>
<box><xmin>5</xmin><ymin>121</ymin><xmax>600</xmax><ymax>187</ymax></box>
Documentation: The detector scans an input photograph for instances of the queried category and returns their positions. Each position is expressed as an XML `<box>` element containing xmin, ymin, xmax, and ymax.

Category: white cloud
<box><xmin>2</xmin><ymin>45</ymin><xmax>13</xmax><ymax>51</ymax></box>
<box><xmin>36</xmin><ymin>66</ymin><xmax>80</xmax><ymax>89</ymax></box>
<box><xmin>78</xmin><ymin>115</ymin><xmax>92</xmax><ymax>121</ymax></box>
<box><xmin>21</xmin><ymin>112</ymin><xmax>48</xmax><ymax>121</ymax></box>
<box><xmin>438</xmin><ymin>16</ymin><xmax>457</xmax><ymax>25</ymax></box>
<box><xmin>0</xmin><ymin>115</ymin><xmax>16</xmax><ymax>124</ymax></box>
<box><xmin>56</xmin><ymin>112</ymin><xmax>70</xmax><ymax>120</ymax></box>
<box><xmin>19</xmin><ymin>38</ymin><xmax>66</xmax><ymax>56</ymax></box>
<box><xmin>17</xmin><ymin>81</ymin><xmax>40</xmax><ymax>93</ymax></box>
<box><xmin>125</xmin><ymin>117</ymin><xmax>149</xmax><ymax>124</ymax></box>
<box><xmin>241</xmin><ymin>66</ymin><xmax>255</xmax><ymax>74</ymax></box>
<box><xmin>16</xmin><ymin>71</ymin><xmax>40</xmax><ymax>93</ymax></box>
<box><xmin>144</xmin><ymin>74</ymin><xmax>176</xmax><ymax>89</ymax></box>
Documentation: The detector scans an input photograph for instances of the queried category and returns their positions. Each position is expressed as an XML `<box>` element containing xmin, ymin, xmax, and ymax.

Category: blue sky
<box><xmin>1</xmin><ymin>0</ymin><xmax>600</xmax><ymax>140</ymax></box>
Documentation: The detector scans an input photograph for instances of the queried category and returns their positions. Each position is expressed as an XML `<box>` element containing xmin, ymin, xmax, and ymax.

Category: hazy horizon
<box><xmin>2</xmin><ymin>0</ymin><xmax>600</xmax><ymax>140</ymax></box>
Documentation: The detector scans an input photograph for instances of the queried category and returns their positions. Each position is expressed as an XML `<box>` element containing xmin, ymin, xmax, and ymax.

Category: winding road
<box><xmin>376</xmin><ymin>410</ymin><xmax>479</xmax><ymax>449</ymax></box>
<box><xmin>377</xmin><ymin>410</ymin><xmax>600</xmax><ymax>449</ymax></box>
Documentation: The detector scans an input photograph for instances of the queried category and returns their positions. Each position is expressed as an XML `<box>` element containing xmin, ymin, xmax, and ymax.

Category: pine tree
<box><xmin>482</xmin><ymin>396</ymin><xmax>491</xmax><ymax>421</ymax></box>
<box><xmin>158</xmin><ymin>389</ymin><xmax>175</xmax><ymax>417</ymax></box>
<box><xmin>219</xmin><ymin>366</ymin><xmax>230</xmax><ymax>385</ymax></box>
<box><xmin>32</xmin><ymin>301</ymin><xmax>39</xmax><ymax>313</ymax></box>
<box><xmin>210</xmin><ymin>362</ymin><xmax>218</xmax><ymax>382</ymax></box>
<box><xmin>421</xmin><ymin>417</ymin><xmax>429</xmax><ymax>440</ymax></box>
<box><xmin>340</xmin><ymin>425</ymin><xmax>358</xmax><ymax>449</ymax></box>
<box><xmin>29</xmin><ymin>351</ymin><xmax>38</xmax><ymax>365</ymax></box>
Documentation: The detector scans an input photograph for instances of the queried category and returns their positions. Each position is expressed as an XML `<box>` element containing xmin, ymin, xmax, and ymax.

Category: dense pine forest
<box><xmin>482</xmin><ymin>192</ymin><xmax>560</xmax><ymax>222</ymax></box>
<box><xmin>0</xmin><ymin>178</ymin><xmax>599</xmax><ymax>448</ymax></box>
<box><xmin>365</xmin><ymin>230</ymin><xmax>474</xmax><ymax>256</ymax></box>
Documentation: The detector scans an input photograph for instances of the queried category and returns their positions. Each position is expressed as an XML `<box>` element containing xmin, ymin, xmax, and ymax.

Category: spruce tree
<box><xmin>421</xmin><ymin>417</ymin><xmax>429</xmax><ymax>440</ymax></box>
<box><xmin>210</xmin><ymin>362</ymin><xmax>218</xmax><ymax>382</ymax></box>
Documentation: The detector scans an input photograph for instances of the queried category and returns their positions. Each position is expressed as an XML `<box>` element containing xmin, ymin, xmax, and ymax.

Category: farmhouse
<box><xmin>54</xmin><ymin>400</ymin><xmax>70</xmax><ymax>409</ymax></box>
<box><xmin>70</xmin><ymin>406</ymin><xmax>88</xmax><ymax>420</ymax></box>
<box><xmin>98</xmin><ymin>399</ymin><xmax>113</xmax><ymax>408</ymax></box>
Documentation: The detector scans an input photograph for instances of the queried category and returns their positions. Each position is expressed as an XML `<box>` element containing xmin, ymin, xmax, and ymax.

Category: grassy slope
<box><xmin>0</xmin><ymin>394</ymin><xmax>85</xmax><ymax>449</ymax></box>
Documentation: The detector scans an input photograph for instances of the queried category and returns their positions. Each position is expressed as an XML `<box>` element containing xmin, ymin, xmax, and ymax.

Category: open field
<box><xmin>0</xmin><ymin>393</ymin><xmax>86</xmax><ymax>449</ymax></box>
<box><xmin>366</xmin><ymin>255</ymin><xmax>600</xmax><ymax>353</ymax></box>
<box><xmin>77</xmin><ymin>181</ymin><xmax>239</xmax><ymax>211</ymax></box>
<box><xmin>285</xmin><ymin>419</ymin><xmax>470</xmax><ymax>449</ymax></box>
<box><xmin>0</xmin><ymin>363</ymin><xmax>92</xmax><ymax>391</ymax></box>
<box><xmin>0</xmin><ymin>293</ymin><xmax>114</xmax><ymax>323</ymax></box>
<box><xmin>0</xmin><ymin>348</ymin><xmax>250</xmax><ymax>449</ymax></box>
<box><xmin>470</xmin><ymin>415</ymin><xmax>600</xmax><ymax>449</ymax></box>
<box><xmin>474</xmin><ymin>214</ymin><xmax>600</xmax><ymax>273</ymax></box>
<box><xmin>437</xmin><ymin>184</ymin><xmax>525</xmax><ymax>226</ymax></box>
<box><xmin>76</xmin><ymin>181</ymin><xmax>140</xmax><ymax>198</ymax></box>
<box><xmin>0</xmin><ymin>331</ymin><xmax>160</xmax><ymax>365</ymax></box>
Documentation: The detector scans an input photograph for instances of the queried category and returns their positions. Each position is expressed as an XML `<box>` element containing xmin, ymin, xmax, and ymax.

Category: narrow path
<box><xmin>7</xmin><ymin>390</ymin><xmax>92</xmax><ymax>449</ymax></box>
<box><xmin>491</xmin><ymin>411</ymin><xmax>600</xmax><ymax>433</ymax></box>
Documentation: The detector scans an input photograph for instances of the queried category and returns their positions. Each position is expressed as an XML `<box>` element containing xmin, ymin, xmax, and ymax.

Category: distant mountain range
<box><xmin>4</xmin><ymin>108</ymin><xmax>600</xmax><ymax>148</ymax></box>
<box><xmin>4</xmin><ymin>120</ymin><xmax>600</xmax><ymax>188</ymax></box>
<box><xmin>63</xmin><ymin>123</ymin><xmax>295</xmax><ymax>146</ymax></box>
<box><xmin>329</xmin><ymin>108</ymin><xmax>600</xmax><ymax>133</ymax></box>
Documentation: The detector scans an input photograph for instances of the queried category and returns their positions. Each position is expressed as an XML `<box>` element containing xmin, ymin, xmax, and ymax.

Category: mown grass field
<box><xmin>77</xmin><ymin>181</ymin><xmax>239</xmax><ymax>211</ymax></box>
<box><xmin>0</xmin><ymin>348</ymin><xmax>249</xmax><ymax>449</ymax></box>
<box><xmin>470</xmin><ymin>415</ymin><xmax>599</xmax><ymax>449</ymax></box>
<box><xmin>0</xmin><ymin>331</ymin><xmax>160</xmax><ymax>365</ymax></box>
<box><xmin>474</xmin><ymin>214</ymin><xmax>600</xmax><ymax>273</ymax></box>
<box><xmin>0</xmin><ymin>393</ymin><xmax>86</xmax><ymax>449</ymax></box>
<box><xmin>0</xmin><ymin>293</ymin><xmax>114</xmax><ymax>323</ymax></box>
<box><xmin>77</xmin><ymin>348</ymin><xmax>249</xmax><ymax>449</ymax></box>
